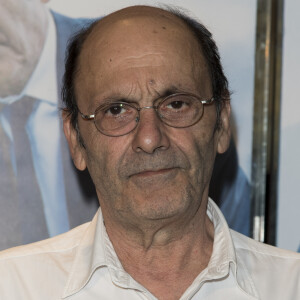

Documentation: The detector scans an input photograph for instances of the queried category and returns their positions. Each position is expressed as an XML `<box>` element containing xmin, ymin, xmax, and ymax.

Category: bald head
<box><xmin>80</xmin><ymin>6</ymin><xmax>198</xmax><ymax>63</ymax></box>
<box><xmin>91</xmin><ymin>5</ymin><xmax>186</xmax><ymax>28</ymax></box>
<box><xmin>62</xmin><ymin>5</ymin><xmax>228</xmax><ymax>129</ymax></box>
<box><xmin>76</xmin><ymin>6</ymin><xmax>207</xmax><ymax>106</ymax></box>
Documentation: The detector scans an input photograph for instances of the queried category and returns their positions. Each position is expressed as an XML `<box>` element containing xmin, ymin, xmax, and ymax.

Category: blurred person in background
<box><xmin>0</xmin><ymin>0</ymin><xmax>98</xmax><ymax>250</ymax></box>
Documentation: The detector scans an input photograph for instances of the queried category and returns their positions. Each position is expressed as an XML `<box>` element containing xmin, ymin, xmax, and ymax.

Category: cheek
<box><xmin>177</xmin><ymin>123</ymin><xmax>217</xmax><ymax>185</ymax></box>
<box><xmin>84</xmin><ymin>139</ymin><xmax>112</xmax><ymax>176</ymax></box>
<box><xmin>83</xmin><ymin>143</ymin><xmax>119</xmax><ymax>203</ymax></box>
<box><xmin>82</xmin><ymin>132</ymin><xmax>130</xmax><ymax>188</ymax></box>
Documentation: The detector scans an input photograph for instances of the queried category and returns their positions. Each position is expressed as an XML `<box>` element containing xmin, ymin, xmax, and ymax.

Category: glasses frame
<box><xmin>78</xmin><ymin>92</ymin><xmax>215</xmax><ymax>137</ymax></box>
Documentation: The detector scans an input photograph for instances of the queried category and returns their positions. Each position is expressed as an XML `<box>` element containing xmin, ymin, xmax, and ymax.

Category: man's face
<box><xmin>0</xmin><ymin>0</ymin><xmax>48</xmax><ymax>97</ymax></box>
<box><xmin>66</xmin><ymin>9</ymin><xmax>230</xmax><ymax>228</ymax></box>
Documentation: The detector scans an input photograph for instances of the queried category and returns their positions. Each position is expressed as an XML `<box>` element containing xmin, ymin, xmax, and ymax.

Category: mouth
<box><xmin>133</xmin><ymin>168</ymin><xmax>175</xmax><ymax>177</ymax></box>
<box><xmin>129</xmin><ymin>168</ymin><xmax>180</xmax><ymax>182</ymax></box>
<box><xmin>129</xmin><ymin>167</ymin><xmax>179</xmax><ymax>187</ymax></box>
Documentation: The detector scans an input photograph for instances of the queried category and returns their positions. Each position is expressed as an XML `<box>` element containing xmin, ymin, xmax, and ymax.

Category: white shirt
<box><xmin>0</xmin><ymin>10</ymin><xmax>69</xmax><ymax>237</ymax></box>
<box><xmin>25</xmin><ymin>10</ymin><xmax>70</xmax><ymax>236</ymax></box>
<box><xmin>0</xmin><ymin>198</ymin><xmax>299</xmax><ymax>300</ymax></box>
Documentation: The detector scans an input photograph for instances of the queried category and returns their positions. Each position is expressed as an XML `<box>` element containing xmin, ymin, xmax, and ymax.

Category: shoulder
<box><xmin>231</xmin><ymin>230</ymin><xmax>300</xmax><ymax>299</ymax></box>
<box><xmin>0</xmin><ymin>221</ymin><xmax>89</xmax><ymax>262</ymax></box>
<box><xmin>0</xmin><ymin>222</ymin><xmax>90</xmax><ymax>300</ymax></box>
<box><xmin>231</xmin><ymin>229</ymin><xmax>300</xmax><ymax>259</ymax></box>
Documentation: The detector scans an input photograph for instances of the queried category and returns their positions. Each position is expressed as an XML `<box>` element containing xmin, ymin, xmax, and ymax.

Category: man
<box><xmin>0</xmin><ymin>6</ymin><xmax>299</xmax><ymax>299</ymax></box>
<box><xmin>0</xmin><ymin>0</ymin><xmax>251</xmax><ymax>251</ymax></box>
<box><xmin>0</xmin><ymin>0</ymin><xmax>251</xmax><ymax>252</ymax></box>
<box><xmin>0</xmin><ymin>0</ymin><xmax>98</xmax><ymax>250</ymax></box>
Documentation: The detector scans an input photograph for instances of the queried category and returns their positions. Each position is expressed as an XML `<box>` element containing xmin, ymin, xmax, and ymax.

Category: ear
<box><xmin>216</xmin><ymin>101</ymin><xmax>231</xmax><ymax>154</ymax></box>
<box><xmin>62</xmin><ymin>110</ymin><xmax>87</xmax><ymax>171</ymax></box>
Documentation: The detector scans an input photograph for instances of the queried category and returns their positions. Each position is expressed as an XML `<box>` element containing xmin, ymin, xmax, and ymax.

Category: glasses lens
<box><xmin>94</xmin><ymin>103</ymin><xmax>138</xmax><ymax>136</ymax></box>
<box><xmin>158</xmin><ymin>94</ymin><xmax>203</xmax><ymax>127</ymax></box>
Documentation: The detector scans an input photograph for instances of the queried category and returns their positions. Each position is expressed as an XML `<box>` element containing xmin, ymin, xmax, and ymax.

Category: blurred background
<box><xmin>0</xmin><ymin>0</ymin><xmax>298</xmax><ymax>252</ymax></box>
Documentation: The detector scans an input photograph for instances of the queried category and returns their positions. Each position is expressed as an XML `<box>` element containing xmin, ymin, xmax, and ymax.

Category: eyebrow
<box><xmin>157</xmin><ymin>86</ymin><xmax>183</xmax><ymax>98</ymax></box>
<box><xmin>97</xmin><ymin>86</ymin><xmax>187</xmax><ymax>107</ymax></box>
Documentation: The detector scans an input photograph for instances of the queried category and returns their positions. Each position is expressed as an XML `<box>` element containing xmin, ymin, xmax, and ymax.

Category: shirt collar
<box><xmin>62</xmin><ymin>208</ymin><xmax>144</xmax><ymax>298</ymax></box>
<box><xmin>25</xmin><ymin>10</ymin><xmax>58</xmax><ymax>105</ymax></box>
<box><xmin>62</xmin><ymin>199</ymin><xmax>258</xmax><ymax>299</ymax></box>
<box><xmin>0</xmin><ymin>10</ymin><xmax>57</xmax><ymax>106</ymax></box>
<box><xmin>62</xmin><ymin>209</ymin><xmax>106</xmax><ymax>298</ymax></box>
<box><xmin>205</xmin><ymin>199</ymin><xmax>236</xmax><ymax>276</ymax></box>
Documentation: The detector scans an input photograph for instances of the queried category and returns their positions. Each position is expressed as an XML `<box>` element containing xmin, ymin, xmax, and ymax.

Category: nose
<box><xmin>131</xmin><ymin>108</ymin><xmax>170</xmax><ymax>154</ymax></box>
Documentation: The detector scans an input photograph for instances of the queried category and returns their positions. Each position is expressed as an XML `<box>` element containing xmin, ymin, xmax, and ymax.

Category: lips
<box><xmin>132</xmin><ymin>168</ymin><xmax>177</xmax><ymax>177</ymax></box>
<box><xmin>128</xmin><ymin>167</ymin><xmax>180</xmax><ymax>188</ymax></box>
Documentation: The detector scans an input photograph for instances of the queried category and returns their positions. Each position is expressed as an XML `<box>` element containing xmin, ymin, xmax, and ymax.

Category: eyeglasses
<box><xmin>79</xmin><ymin>92</ymin><xmax>215</xmax><ymax>137</ymax></box>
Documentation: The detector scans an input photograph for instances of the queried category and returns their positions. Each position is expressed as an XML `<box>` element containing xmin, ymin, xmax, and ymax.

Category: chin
<box><xmin>130</xmin><ymin>189</ymin><xmax>194</xmax><ymax>221</ymax></box>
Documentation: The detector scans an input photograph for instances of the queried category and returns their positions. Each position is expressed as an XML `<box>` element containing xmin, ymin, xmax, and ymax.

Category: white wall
<box><xmin>277</xmin><ymin>0</ymin><xmax>300</xmax><ymax>252</ymax></box>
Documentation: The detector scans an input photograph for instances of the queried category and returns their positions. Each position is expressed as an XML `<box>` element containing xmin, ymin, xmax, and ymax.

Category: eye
<box><xmin>161</xmin><ymin>95</ymin><xmax>192</xmax><ymax>112</ymax></box>
<box><xmin>166</xmin><ymin>100</ymin><xmax>186</xmax><ymax>110</ymax></box>
<box><xmin>104</xmin><ymin>103</ymin><xmax>128</xmax><ymax>116</ymax></box>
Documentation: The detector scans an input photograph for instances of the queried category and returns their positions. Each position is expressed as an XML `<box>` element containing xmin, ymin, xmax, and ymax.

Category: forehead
<box><xmin>84</xmin><ymin>7</ymin><xmax>197</xmax><ymax>48</ymax></box>
<box><xmin>75</xmin><ymin>8</ymin><xmax>210</xmax><ymax>104</ymax></box>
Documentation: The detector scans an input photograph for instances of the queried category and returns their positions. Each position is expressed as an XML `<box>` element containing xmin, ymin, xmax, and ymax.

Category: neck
<box><xmin>102</xmin><ymin>196</ymin><xmax>214</xmax><ymax>299</ymax></box>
